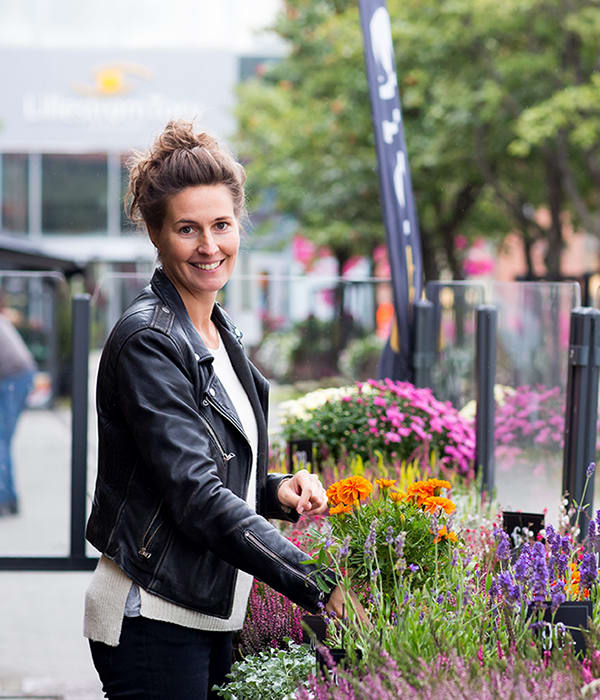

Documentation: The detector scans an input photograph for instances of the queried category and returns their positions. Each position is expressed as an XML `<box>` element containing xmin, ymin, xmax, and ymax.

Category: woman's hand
<box><xmin>277</xmin><ymin>469</ymin><xmax>328</xmax><ymax>515</ymax></box>
<box><xmin>325</xmin><ymin>585</ymin><xmax>371</xmax><ymax>627</ymax></box>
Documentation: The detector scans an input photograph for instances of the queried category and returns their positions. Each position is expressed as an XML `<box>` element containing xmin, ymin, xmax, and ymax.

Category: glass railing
<box><xmin>427</xmin><ymin>279</ymin><xmax>580</xmax><ymax>524</ymax></box>
<box><xmin>0</xmin><ymin>271</ymin><xmax>71</xmax><ymax>556</ymax></box>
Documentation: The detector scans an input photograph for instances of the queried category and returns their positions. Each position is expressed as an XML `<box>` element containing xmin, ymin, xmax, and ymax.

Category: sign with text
<box><xmin>358</xmin><ymin>0</ymin><xmax>423</xmax><ymax>380</ymax></box>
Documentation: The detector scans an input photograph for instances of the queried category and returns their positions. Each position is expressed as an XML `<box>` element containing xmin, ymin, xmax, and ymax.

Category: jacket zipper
<box><xmin>198</xmin><ymin>411</ymin><xmax>235</xmax><ymax>463</ymax></box>
<box><xmin>139</xmin><ymin>501</ymin><xmax>164</xmax><ymax>559</ymax></box>
<box><xmin>243</xmin><ymin>530</ymin><xmax>321</xmax><ymax>596</ymax></box>
<box><xmin>203</xmin><ymin>395</ymin><xmax>249</xmax><ymax>447</ymax></box>
<box><xmin>203</xmin><ymin>396</ymin><xmax>251</xmax><ymax>508</ymax></box>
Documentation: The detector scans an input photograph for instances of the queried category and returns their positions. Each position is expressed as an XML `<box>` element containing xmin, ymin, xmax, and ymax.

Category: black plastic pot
<box><xmin>529</xmin><ymin>600</ymin><xmax>593</xmax><ymax>657</ymax></box>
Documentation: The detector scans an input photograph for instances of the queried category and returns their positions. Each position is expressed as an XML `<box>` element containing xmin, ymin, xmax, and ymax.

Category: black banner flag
<box><xmin>358</xmin><ymin>0</ymin><xmax>423</xmax><ymax>380</ymax></box>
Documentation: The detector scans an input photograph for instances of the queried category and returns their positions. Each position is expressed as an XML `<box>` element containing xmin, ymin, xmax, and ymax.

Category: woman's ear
<box><xmin>147</xmin><ymin>227</ymin><xmax>160</xmax><ymax>251</ymax></box>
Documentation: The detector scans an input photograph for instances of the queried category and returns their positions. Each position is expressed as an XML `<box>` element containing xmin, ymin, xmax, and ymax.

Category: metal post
<box><xmin>70</xmin><ymin>294</ymin><xmax>90</xmax><ymax>560</ymax></box>
<box><xmin>475</xmin><ymin>305</ymin><xmax>497</xmax><ymax>495</ymax></box>
<box><xmin>413</xmin><ymin>299</ymin><xmax>435</xmax><ymax>388</ymax></box>
<box><xmin>562</xmin><ymin>307</ymin><xmax>600</xmax><ymax>530</ymax></box>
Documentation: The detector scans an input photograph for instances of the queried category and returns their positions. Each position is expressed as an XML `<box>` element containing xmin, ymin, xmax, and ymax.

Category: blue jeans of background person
<box><xmin>89</xmin><ymin>616</ymin><xmax>233</xmax><ymax>700</ymax></box>
<box><xmin>0</xmin><ymin>369</ymin><xmax>34</xmax><ymax>508</ymax></box>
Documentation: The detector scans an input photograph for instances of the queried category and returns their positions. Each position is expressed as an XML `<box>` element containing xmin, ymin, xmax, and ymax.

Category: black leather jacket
<box><xmin>86</xmin><ymin>268</ymin><xmax>333</xmax><ymax>618</ymax></box>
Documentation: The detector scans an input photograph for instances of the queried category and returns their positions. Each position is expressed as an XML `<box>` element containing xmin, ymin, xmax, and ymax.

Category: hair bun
<box><xmin>126</xmin><ymin>119</ymin><xmax>246</xmax><ymax>231</ymax></box>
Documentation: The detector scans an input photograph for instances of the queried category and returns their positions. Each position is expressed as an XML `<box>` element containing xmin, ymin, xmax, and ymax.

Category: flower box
<box><xmin>502</xmin><ymin>511</ymin><xmax>545</xmax><ymax>548</ymax></box>
<box><xmin>529</xmin><ymin>600</ymin><xmax>593</xmax><ymax>657</ymax></box>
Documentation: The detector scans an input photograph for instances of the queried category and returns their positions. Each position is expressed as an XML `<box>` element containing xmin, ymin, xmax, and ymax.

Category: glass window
<box><xmin>41</xmin><ymin>154</ymin><xmax>107</xmax><ymax>233</ymax></box>
<box><xmin>2</xmin><ymin>154</ymin><xmax>29</xmax><ymax>233</ymax></box>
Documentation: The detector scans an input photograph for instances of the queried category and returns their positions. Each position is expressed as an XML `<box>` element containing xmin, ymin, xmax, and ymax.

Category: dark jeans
<box><xmin>89</xmin><ymin>616</ymin><xmax>233</xmax><ymax>700</ymax></box>
<box><xmin>0</xmin><ymin>369</ymin><xmax>34</xmax><ymax>507</ymax></box>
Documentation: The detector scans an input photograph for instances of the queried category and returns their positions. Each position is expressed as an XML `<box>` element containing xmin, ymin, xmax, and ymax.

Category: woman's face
<box><xmin>150</xmin><ymin>184</ymin><xmax>240</xmax><ymax>304</ymax></box>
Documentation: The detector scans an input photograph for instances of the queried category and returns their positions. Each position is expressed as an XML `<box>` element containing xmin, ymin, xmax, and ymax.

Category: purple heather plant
<box><xmin>296</xmin><ymin>651</ymin><xmax>585</xmax><ymax>699</ymax></box>
<box><xmin>238</xmin><ymin>580</ymin><xmax>303</xmax><ymax>655</ymax></box>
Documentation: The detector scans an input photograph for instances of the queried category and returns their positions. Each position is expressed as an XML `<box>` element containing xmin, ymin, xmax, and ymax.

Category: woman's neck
<box><xmin>165</xmin><ymin>273</ymin><xmax>219</xmax><ymax>348</ymax></box>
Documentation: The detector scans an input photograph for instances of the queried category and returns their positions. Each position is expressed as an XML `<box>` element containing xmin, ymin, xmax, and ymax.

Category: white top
<box><xmin>84</xmin><ymin>329</ymin><xmax>259</xmax><ymax>645</ymax></box>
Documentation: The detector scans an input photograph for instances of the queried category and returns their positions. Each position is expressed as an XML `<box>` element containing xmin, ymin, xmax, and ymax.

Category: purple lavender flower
<box><xmin>530</xmin><ymin>541</ymin><xmax>549</xmax><ymax>607</ymax></box>
<box><xmin>555</xmin><ymin>553</ymin><xmax>568</xmax><ymax>578</ymax></box>
<box><xmin>580</xmin><ymin>551</ymin><xmax>597</xmax><ymax>591</ymax></box>
<box><xmin>370</xmin><ymin>568</ymin><xmax>381</xmax><ymax>580</ymax></box>
<box><xmin>364</xmin><ymin>519</ymin><xmax>378</xmax><ymax>560</ymax></box>
<box><xmin>587</xmin><ymin>462</ymin><xmax>596</xmax><ymax>478</ymax></box>
<box><xmin>385</xmin><ymin>526</ymin><xmax>394</xmax><ymax>545</ymax></box>
<box><xmin>496</xmin><ymin>570</ymin><xmax>520</xmax><ymax>605</ymax></box>
<box><xmin>339</xmin><ymin>535</ymin><xmax>351</xmax><ymax>558</ymax></box>
<box><xmin>408</xmin><ymin>563</ymin><xmax>419</xmax><ymax>573</ymax></box>
<box><xmin>436</xmin><ymin>593</ymin><xmax>444</xmax><ymax>604</ymax></box>
<box><xmin>394</xmin><ymin>532</ymin><xmax>406</xmax><ymax>559</ymax></box>
<box><xmin>494</xmin><ymin>528</ymin><xmax>511</xmax><ymax>562</ymax></box>
<box><xmin>588</xmin><ymin>520</ymin><xmax>600</xmax><ymax>554</ymax></box>
<box><xmin>514</xmin><ymin>543</ymin><xmax>532</xmax><ymax>584</ymax></box>
<box><xmin>550</xmin><ymin>580</ymin><xmax>566</xmax><ymax>613</ymax></box>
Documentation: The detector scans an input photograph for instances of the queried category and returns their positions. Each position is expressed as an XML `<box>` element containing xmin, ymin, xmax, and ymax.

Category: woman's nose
<box><xmin>196</xmin><ymin>231</ymin><xmax>219</xmax><ymax>255</ymax></box>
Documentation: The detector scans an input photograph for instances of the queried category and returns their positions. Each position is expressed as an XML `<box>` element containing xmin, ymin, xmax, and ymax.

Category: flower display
<box><xmin>315</xmin><ymin>476</ymin><xmax>459</xmax><ymax>593</ymax></box>
<box><xmin>280</xmin><ymin>379</ymin><xmax>475</xmax><ymax>475</ymax></box>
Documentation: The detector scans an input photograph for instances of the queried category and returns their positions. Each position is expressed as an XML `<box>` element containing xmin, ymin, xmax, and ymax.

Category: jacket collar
<box><xmin>150</xmin><ymin>267</ymin><xmax>241</xmax><ymax>364</ymax></box>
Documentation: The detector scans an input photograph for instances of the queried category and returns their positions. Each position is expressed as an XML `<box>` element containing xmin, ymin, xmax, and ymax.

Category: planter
<box><xmin>502</xmin><ymin>511</ymin><xmax>545</xmax><ymax>548</ymax></box>
<box><xmin>529</xmin><ymin>600</ymin><xmax>593</xmax><ymax>657</ymax></box>
<box><xmin>287</xmin><ymin>438</ymin><xmax>318</xmax><ymax>472</ymax></box>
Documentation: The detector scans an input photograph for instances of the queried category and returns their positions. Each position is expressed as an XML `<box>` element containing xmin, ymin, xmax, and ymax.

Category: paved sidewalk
<box><xmin>0</xmin><ymin>356</ymin><xmax>102</xmax><ymax>699</ymax></box>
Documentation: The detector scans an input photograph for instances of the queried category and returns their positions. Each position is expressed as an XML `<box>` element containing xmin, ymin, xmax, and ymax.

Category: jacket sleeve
<box><xmin>115</xmin><ymin>328</ymin><xmax>335</xmax><ymax>613</ymax></box>
<box><xmin>263</xmin><ymin>474</ymin><xmax>301</xmax><ymax>523</ymax></box>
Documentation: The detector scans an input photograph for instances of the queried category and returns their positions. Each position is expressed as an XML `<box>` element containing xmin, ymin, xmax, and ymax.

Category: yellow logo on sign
<box><xmin>73</xmin><ymin>63</ymin><xmax>152</xmax><ymax>97</ymax></box>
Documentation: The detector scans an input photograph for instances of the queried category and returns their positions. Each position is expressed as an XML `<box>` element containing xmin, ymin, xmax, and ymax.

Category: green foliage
<box><xmin>339</xmin><ymin>334</ymin><xmax>384</xmax><ymax>380</ymax></box>
<box><xmin>279</xmin><ymin>380</ymin><xmax>474</xmax><ymax>475</ymax></box>
<box><xmin>212</xmin><ymin>640</ymin><xmax>314</xmax><ymax>700</ymax></box>
<box><xmin>236</xmin><ymin>0</ymin><xmax>600</xmax><ymax>281</ymax></box>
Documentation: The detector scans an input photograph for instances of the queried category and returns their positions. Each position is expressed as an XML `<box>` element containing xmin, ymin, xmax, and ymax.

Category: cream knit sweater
<box><xmin>84</xmin><ymin>333</ymin><xmax>258</xmax><ymax>646</ymax></box>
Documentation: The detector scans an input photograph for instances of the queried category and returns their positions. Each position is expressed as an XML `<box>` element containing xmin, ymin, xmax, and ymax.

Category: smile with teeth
<box><xmin>190</xmin><ymin>259</ymin><xmax>225</xmax><ymax>271</ymax></box>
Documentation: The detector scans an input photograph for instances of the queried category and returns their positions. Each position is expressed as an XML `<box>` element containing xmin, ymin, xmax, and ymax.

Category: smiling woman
<box><xmin>83</xmin><ymin>120</ymin><xmax>345</xmax><ymax>700</ymax></box>
<box><xmin>147</xmin><ymin>185</ymin><xmax>241</xmax><ymax>347</ymax></box>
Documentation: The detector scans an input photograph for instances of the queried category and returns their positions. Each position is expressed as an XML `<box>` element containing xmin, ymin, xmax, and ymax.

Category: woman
<box><xmin>84</xmin><ymin>121</ymin><xmax>349</xmax><ymax>699</ymax></box>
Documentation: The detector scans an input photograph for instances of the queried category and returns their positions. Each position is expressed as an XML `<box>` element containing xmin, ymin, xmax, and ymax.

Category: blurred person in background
<box><xmin>84</xmin><ymin>120</ymin><xmax>362</xmax><ymax>700</ymax></box>
<box><xmin>0</xmin><ymin>299</ymin><xmax>36</xmax><ymax>516</ymax></box>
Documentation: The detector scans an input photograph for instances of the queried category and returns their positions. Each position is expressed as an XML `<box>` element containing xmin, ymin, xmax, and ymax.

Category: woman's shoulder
<box><xmin>104</xmin><ymin>286</ymin><xmax>182</xmax><ymax>358</ymax></box>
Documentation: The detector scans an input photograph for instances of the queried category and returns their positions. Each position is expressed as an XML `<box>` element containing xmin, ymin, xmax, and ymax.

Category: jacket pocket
<box><xmin>138</xmin><ymin>500</ymin><xmax>164</xmax><ymax>560</ymax></box>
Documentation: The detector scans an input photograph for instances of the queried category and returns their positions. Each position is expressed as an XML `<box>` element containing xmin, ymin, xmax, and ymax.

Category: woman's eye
<box><xmin>179</xmin><ymin>226</ymin><xmax>194</xmax><ymax>235</ymax></box>
<box><xmin>214</xmin><ymin>221</ymin><xmax>229</xmax><ymax>232</ymax></box>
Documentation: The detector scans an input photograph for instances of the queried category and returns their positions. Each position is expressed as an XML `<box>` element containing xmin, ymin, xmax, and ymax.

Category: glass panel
<box><xmin>41</xmin><ymin>153</ymin><xmax>107</xmax><ymax>233</ymax></box>
<box><xmin>490</xmin><ymin>281</ymin><xmax>580</xmax><ymax>525</ymax></box>
<box><xmin>1</xmin><ymin>153</ymin><xmax>29</xmax><ymax>232</ymax></box>
<box><xmin>0</xmin><ymin>271</ymin><xmax>71</xmax><ymax>555</ymax></box>
<box><xmin>425</xmin><ymin>281</ymin><xmax>485</xmax><ymax>410</ymax></box>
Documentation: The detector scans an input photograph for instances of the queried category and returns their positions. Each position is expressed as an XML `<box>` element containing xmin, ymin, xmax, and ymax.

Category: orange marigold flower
<box><xmin>326</xmin><ymin>483</ymin><xmax>341</xmax><ymax>506</ymax></box>
<box><xmin>427</xmin><ymin>478</ymin><xmax>452</xmax><ymax>494</ymax></box>
<box><xmin>336</xmin><ymin>476</ymin><xmax>373</xmax><ymax>505</ymax></box>
<box><xmin>423</xmin><ymin>496</ymin><xmax>456</xmax><ymax>515</ymax></box>
<box><xmin>375</xmin><ymin>478</ymin><xmax>397</xmax><ymax>490</ymax></box>
<box><xmin>433</xmin><ymin>526</ymin><xmax>458</xmax><ymax>543</ymax></box>
<box><xmin>329</xmin><ymin>502</ymin><xmax>353</xmax><ymax>516</ymax></box>
<box><xmin>390</xmin><ymin>490</ymin><xmax>406</xmax><ymax>503</ymax></box>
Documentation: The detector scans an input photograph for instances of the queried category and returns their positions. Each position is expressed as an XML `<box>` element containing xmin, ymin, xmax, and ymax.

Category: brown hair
<box><xmin>126</xmin><ymin>120</ymin><xmax>246</xmax><ymax>232</ymax></box>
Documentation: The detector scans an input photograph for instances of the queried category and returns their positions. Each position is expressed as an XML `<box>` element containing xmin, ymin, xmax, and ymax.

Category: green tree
<box><xmin>236</xmin><ymin>0</ymin><xmax>600</xmax><ymax>282</ymax></box>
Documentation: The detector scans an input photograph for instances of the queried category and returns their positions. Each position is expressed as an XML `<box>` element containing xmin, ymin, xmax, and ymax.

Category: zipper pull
<box><xmin>224</xmin><ymin>453</ymin><xmax>235</xmax><ymax>462</ymax></box>
<box><xmin>138</xmin><ymin>547</ymin><xmax>152</xmax><ymax>559</ymax></box>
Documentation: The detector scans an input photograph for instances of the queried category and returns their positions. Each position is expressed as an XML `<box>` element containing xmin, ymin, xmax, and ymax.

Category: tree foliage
<box><xmin>235</xmin><ymin>0</ymin><xmax>600</xmax><ymax>280</ymax></box>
